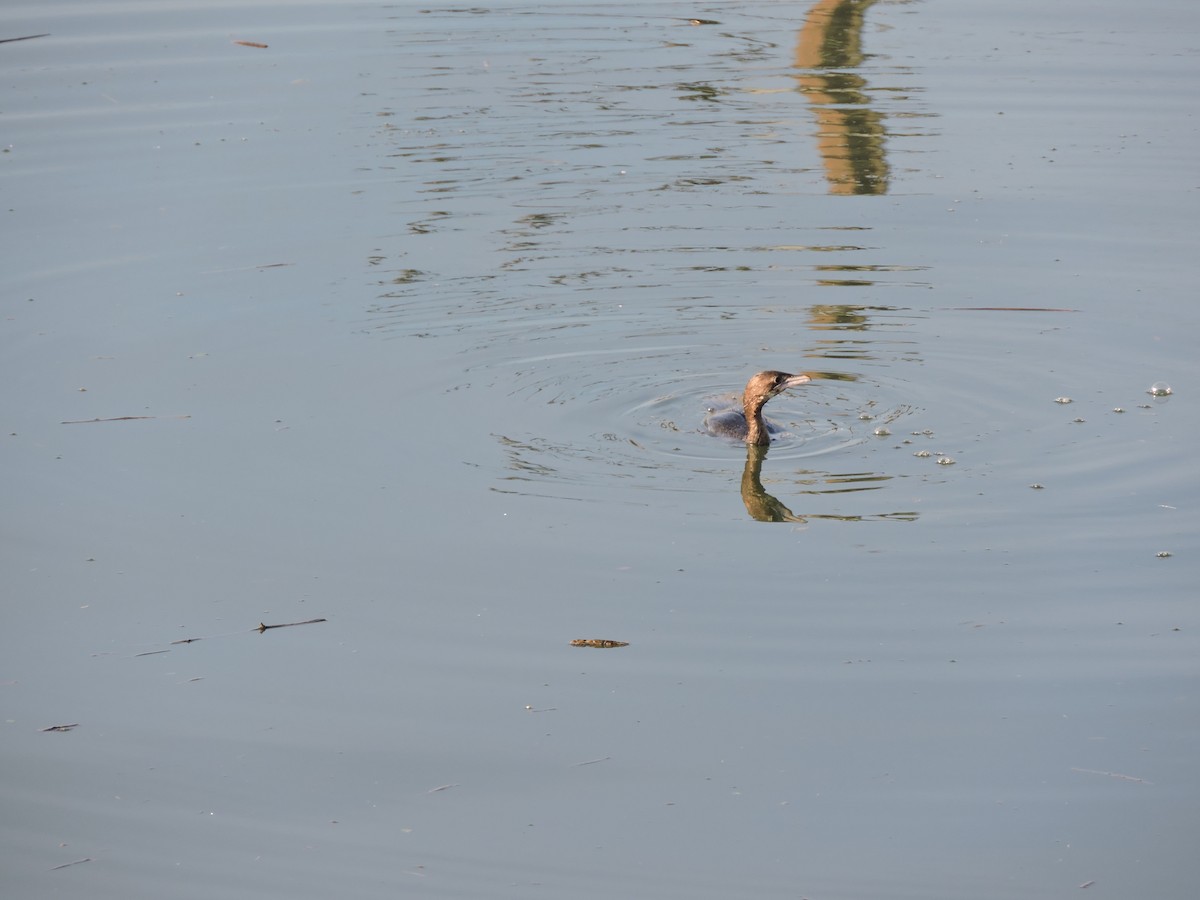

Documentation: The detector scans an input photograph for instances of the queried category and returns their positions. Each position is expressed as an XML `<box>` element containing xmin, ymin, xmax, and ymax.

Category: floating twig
<box><xmin>1070</xmin><ymin>767</ymin><xmax>1152</xmax><ymax>784</ymax></box>
<box><xmin>40</xmin><ymin>723</ymin><xmax>79</xmax><ymax>733</ymax></box>
<box><xmin>61</xmin><ymin>414</ymin><xmax>191</xmax><ymax>424</ymax></box>
<box><xmin>946</xmin><ymin>306</ymin><xmax>1078</xmax><ymax>313</ymax></box>
<box><xmin>165</xmin><ymin>619</ymin><xmax>325</xmax><ymax>647</ymax></box>
<box><xmin>0</xmin><ymin>33</ymin><xmax>50</xmax><ymax>44</ymax></box>
<box><xmin>572</xmin><ymin>756</ymin><xmax>610</xmax><ymax>767</ymax></box>
<box><xmin>427</xmin><ymin>783</ymin><xmax>458</xmax><ymax>793</ymax></box>
<box><xmin>257</xmin><ymin>618</ymin><xmax>327</xmax><ymax>633</ymax></box>
<box><xmin>50</xmin><ymin>857</ymin><xmax>92</xmax><ymax>870</ymax></box>
<box><xmin>233</xmin><ymin>40</ymin><xmax>269</xmax><ymax>49</ymax></box>
<box><xmin>199</xmin><ymin>262</ymin><xmax>294</xmax><ymax>275</ymax></box>
<box><xmin>570</xmin><ymin>638</ymin><xmax>628</xmax><ymax>648</ymax></box>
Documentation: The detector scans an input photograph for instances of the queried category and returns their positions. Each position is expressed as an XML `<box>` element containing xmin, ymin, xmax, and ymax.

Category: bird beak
<box><xmin>776</xmin><ymin>373</ymin><xmax>811</xmax><ymax>393</ymax></box>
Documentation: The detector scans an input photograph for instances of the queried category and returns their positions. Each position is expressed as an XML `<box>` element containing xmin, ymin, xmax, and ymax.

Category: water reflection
<box><xmin>806</xmin><ymin>303</ymin><xmax>923</xmax><ymax>363</ymax></box>
<box><xmin>740</xmin><ymin>444</ymin><xmax>919</xmax><ymax>524</ymax></box>
<box><xmin>741</xmin><ymin>444</ymin><xmax>805</xmax><ymax>521</ymax></box>
<box><xmin>794</xmin><ymin>0</ymin><xmax>890</xmax><ymax>194</ymax></box>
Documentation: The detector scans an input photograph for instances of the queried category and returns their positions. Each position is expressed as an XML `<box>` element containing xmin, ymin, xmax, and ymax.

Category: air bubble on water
<box><xmin>1054</xmin><ymin>397</ymin><xmax>1072</xmax><ymax>404</ymax></box>
<box><xmin>913</xmin><ymin>450</ymin><xmax>931</xmax><ymax>458</ymax></box>
<box><xmin>873</xmin><ymin>426</ymin><xmax>890</xmax><ymax>436</ymax></box>
<box><xmin>858</xmin><ymin>413</ymin><xmax>874</xmax><ymax>421</ymax></box>
<box><xmin>1147</xmin><ymin>382</ymin><xmax>1172</xmax><ymax>397</ymax></box>
<box><xmin>936</xmin><ymin>456</ymin><xmax>956</xmax><ymax>465</ymax></box>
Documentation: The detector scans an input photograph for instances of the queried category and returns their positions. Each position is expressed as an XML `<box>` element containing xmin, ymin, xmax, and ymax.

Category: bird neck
<box><xmin>743</xmin><ymin>400</ymin><xmax>770</xmax><ymax>446</ymax></box>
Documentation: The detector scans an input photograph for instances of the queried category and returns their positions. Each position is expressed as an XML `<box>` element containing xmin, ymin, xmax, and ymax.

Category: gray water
<box><xmin>3</xmin><ymin>1</ymin><xmax>1198</xmax><ymax>898</ymax></box>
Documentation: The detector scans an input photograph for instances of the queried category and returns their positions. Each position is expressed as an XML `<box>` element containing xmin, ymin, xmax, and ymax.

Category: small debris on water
<box><xmin>1156</xmin><ymin>551</ymin><xmax>1172</xmax><ymax>558</ymax></box>
<box><xmin>936</xmin><ymin>456</ymin><xmax>956</xmax><ymax>465</ymax></box>
<box><xmin>256</xmin><ymin>617</ymin><xmax>326</xmax><ymax>633</ymax></box>
<box><xmin>913</xmin><ymin>450</ymin><xmax>931</xmax><ymax>458</ymax></box>
<box><xmin>1054</xmin><ymin>397</ymin><xmax>1073</xmax><ymax>404</ymax></box>
<box><xmin>1070</xmin><ymin>766</ymin><xmax>1151</xmax><ymax>784</ymax></box>
<box><xmin>572</xmin><ymin>756</ymin><xmax>611</xmax><ymax>767</ymax></box>
<box><xmin>0</xmin><ymin>34</ymin><xmax>50</xmax><ymax>45</ymax></box>
<box><xmin>1029</xmin><ymin>483</ymin><xmax>1044</xmax><ymax>489</ymax></box>
<box><xmin>570</xmin><ymin>638</ymin><xmax>629</xmax><ymax>648</ymax></box>
<box><xmin>50</xmin><ymin>857</ymin><xmax>92</xmax><ymax>871</ymax></box>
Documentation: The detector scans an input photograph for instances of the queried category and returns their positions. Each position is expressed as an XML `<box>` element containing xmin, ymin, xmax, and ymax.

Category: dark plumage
<box><xmin>705</xmin><ymin>371</ymin><xmax>811</xmax><ymax>445</ymax></box>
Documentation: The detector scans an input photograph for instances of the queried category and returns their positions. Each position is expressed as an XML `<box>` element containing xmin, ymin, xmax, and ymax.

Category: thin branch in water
<box><xmin>50</xmin><ymin>857</ymin><xmax>92</xmax><ymax>870</ymax></box>
<box><xmin>199</xmin><ymin>261</ymin><xmax>293</xmax><ymax>274</ymax></box>
<box><xmin>257</xmin><ymin>618</ymin><xmax>327</xmax><ymax>633</ymax></box>
<box><xmin>946</xmin><ymin>306</ymin><xmax>1078</xmax><ymax>313</ymax></box>
<box><xmin>61</xmin><ymin>414</ymin><xmax>191</xmax><ymax>424</ymax></box>
<box><xmin>1070</xmin><ymin>767</ymin><xmax>1152</xmax><ymax>784</ymax></box>
<box><xmin>166</xmin><ymin>619</ymin><xmax>326</xmax><ymax>646</ymax></box>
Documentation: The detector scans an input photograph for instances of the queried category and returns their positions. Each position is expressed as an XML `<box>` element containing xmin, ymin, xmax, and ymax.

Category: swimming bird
<box><xmin>705</xmin><ymin>371</ymin><xmax>811</xmax><ymax>445</ymax></box>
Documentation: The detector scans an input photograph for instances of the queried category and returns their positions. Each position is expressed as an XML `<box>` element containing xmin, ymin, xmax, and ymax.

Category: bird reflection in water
<box><xmin>739</xmin><ymin>445</ymin><xmax>920</xmax><ymax>524</ymax></box>
<box><xmin>794</xmin><ymin>0</ymin><xmax>890</xmax><ymax>195</ymax></box>
<box><xmin>741</xmin><ymin>444</ymin><xmax>805</xmax><ymax>522</ymax></box>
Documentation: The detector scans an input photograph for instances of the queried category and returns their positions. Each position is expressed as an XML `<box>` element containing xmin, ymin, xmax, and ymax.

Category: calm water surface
<box><xmin>3</xmin><ymin>1</ymin><xmax>1198</xmax><ymax>898</ymax></box>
